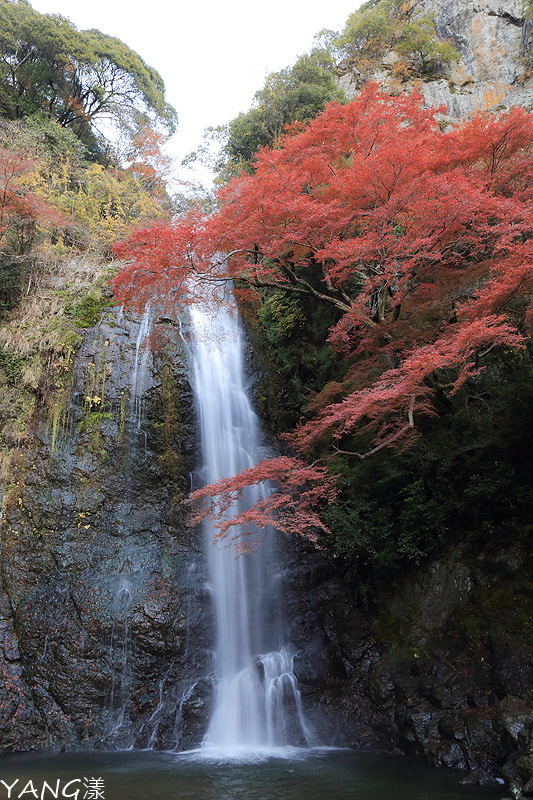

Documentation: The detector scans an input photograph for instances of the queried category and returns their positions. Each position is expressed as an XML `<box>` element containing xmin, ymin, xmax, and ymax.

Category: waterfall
<box><xmin>190</xmin><ymin>299</ymin><xmax>311</xmax><ymax>756</ymax></box>
<box><xmin>104</xmin><ymin>577</ymin><xmax>134</xmax><ymax>746</ymax></box>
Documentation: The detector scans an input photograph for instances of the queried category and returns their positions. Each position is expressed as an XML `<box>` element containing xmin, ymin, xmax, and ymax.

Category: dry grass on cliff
<box><xmin>0</xmin><ymin>252</ymin><xmax>115</xmax><ymax>359</ymax></box>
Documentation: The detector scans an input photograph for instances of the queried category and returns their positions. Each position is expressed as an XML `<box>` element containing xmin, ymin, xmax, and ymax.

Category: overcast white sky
<box><xmin>30</xmin><ymin>0</ymin><xmax>360</xmax><ymax>186</ymax></box>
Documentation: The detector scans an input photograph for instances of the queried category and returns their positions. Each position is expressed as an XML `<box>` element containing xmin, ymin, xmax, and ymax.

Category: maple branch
<box><xmin>244</xmin><ymin>271</ymin><xmax>353</xmax><ymax>314</ymax></box>
<box><xmin>332</xmin><ymin>394</ymin><xmax>417</xmax><ymax>460</ymax></box>
<box><xmin>477</xmin><ymin>341</ymin><xmax>498</xmax><ymax>359</ymax></box>
<box><xmin>321</xmin><ymin>259</ymin><xmax>353</xmax><ymax>307</ymax></box>
<box><xmin>283</xmin><ymin>261</ymin><xmax>355</xmax><ymax>313</ymax></box>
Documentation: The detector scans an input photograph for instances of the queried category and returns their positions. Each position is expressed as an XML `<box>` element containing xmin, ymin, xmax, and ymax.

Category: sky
<box><xmin>30</xmin><ymin>0</ymin><xmax>361</xmax><ymax>187</ymax></box>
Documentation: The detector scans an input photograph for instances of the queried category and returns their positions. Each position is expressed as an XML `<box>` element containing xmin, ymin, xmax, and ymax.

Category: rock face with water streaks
<box><xmin>0</xmin><ymin>308</ymin><xmax>211</xmax><ymax>751</ymax></box>
<box><xmin>338</xmin><ymin>0</ymin><xmax>533</xmax><ymax>119</ymax></box>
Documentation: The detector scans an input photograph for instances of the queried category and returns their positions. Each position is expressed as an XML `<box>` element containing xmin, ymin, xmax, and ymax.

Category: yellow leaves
<box><xmin>58</xmin><ymin>162</ymin><xmax>168</xmax><ymax>247</ymax></box>
<box><xmin>0</xmin><ymin>129</ymin><xmax>170</xmax><ymax>261</ymax></box>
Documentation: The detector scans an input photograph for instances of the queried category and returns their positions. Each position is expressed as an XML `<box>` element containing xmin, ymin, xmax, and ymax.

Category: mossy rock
<box><xmin>65</xmin><ymin>292</ymin><xmax>113</xmax><ymax>328</ymax></box>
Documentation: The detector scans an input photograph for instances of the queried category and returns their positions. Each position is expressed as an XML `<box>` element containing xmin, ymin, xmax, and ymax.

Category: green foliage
<box><xmin>318</xmin><ymin>348</ymin><xmax>533</xmax><ymax>571</ymax></box>
<box><xmin>190</xmin><ymin>0</ymin><xmax>461</xmax><ymax>183</ymax></box>
<box><xmin>0</xmin><ymin>115</ymin><xmax>85</xmax><ymax>162</ymax></box>
<box><xmin>214</xmin><ymin>51</ymin><xmax>346</xmax><ymax>178</ymax></box>
<box><xmin>0</xmin><ymin>345</ymin><xmax>24</xmax><ymax>383</ymax></box>
<box><xmin>397</xmin><ymin>479</ymin><xmax>448</xmax><ymax>561</ymax></box>
<box><xmin>249</xmin><ymin>286</ymin><xmax>346</xmax><ymax>432</ymax></box>
<box><xmin>334</xmin><ymin>1</ymin><xmax>459</xmax><ymax>78</ymax></box>
<box><xmin>158</xmin><ymin>449</ymin><xmax>183</xmax><ymax>477</ymax></box>
<box><xmin>78</xmin><ymin>410</ymin><xmax>112</xmax><ymax>435</ymax></box>
<box><xmin>0</xmin><ymin>0</ymin><xmax>177</xmax><ymax>151</ymax></box>
<box><xmin>0</xmin><ymin>113</ymin><xmax>168</xmax><ymax>478</ymax></box>
<box><xmin>79</xmin><ymin>412</ymin><xmax>109</xmax><ymax>460</ymax></box>
<box><xmin>336</xmin><ymin>0</ymin><xmax>401</xmax><ymax>64</ymax></box>
<box><xmin>152</xmin><ymin>361</ymin><xmax>184</xmax><ymax>479</ymax></box>
<box><xmin>476</xmin><ymin>582</ymin><xmax>533</xmax><ymax>641</ymax></box>
<box><xmin>372</xmin><ymin>609</ymin><xmax>412</xmax><ymax>651</ymax></box>
<box><xmin>323</xmin><ymin>498</ymin><xmax>397</xmax><ymax>566</ymax></box>
<box><xmin>0</xmin><ymin>254</ymin><xmax>26</xmax><ymax>319</ymax></box>
<box><xmin>396</xmin><ymin>16</ymin><xmax>459</xmax><ymax>76</ymax></box>
<box><xmin>65</xmin><ymin>291</ymin><xmax>112</xmax><ymax>328</ymax></box>
<box><xmin>257</xmin><ymin>291</ymin><xmax>305</xmax><ymax>344</ymax></box>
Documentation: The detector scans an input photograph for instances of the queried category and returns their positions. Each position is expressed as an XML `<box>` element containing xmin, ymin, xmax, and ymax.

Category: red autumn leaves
<box><xmin>113</xmin><ymin>85</ymin><xmax>533</xmax><ymax>539</ymax></box>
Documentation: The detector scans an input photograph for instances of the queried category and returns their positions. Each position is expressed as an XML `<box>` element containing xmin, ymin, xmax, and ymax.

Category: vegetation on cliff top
<box><xmin>193</xmin><ymin>0</ymin><xmax>459</xmax><ymax>181</ymax></box>
<box><xmin>0</xmin><ymin>0</ymin><xmax>177</xmax><ymax>157</ymax></box>
<box><xmin>332</xmin><ymin>0</ymin><xmax>459</xmax><ymax>78</ymax></box>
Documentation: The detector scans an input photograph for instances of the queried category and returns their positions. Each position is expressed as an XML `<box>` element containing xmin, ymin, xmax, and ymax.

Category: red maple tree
<box><xmin>112</xmin><ymin>85</ymin><xmax>533</xmax><ymax>538</ymax></box>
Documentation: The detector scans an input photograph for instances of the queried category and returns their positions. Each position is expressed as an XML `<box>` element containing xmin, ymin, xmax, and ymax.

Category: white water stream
<box><xmin>131</xmin><ymin>304</ymin><xmax>154</xmax><ymax>433</ymax></box>
<box><xmin>190</xmin><ymin>301</ymin><xmax>311</xmax><ymax>757</ymax></box>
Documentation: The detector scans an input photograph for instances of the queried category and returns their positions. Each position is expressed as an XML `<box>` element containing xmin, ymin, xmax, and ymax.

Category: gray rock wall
<box><xmin>284</xmin><ymin>540</ymin><xmax>532</xmax><ymax>795</ymax></box>
<box><xmin>338</xmin><ymin>0</ymin><xmax>533</xmax><ymax>118</ymax></box>
<box><xmin>0</xmin><ymin>308</ymin><xmax>212</xmax><ymax>752</ymax></box>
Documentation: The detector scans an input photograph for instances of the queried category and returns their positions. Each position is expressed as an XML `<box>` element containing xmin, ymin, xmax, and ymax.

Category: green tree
<box><xmin>334</xmin><ymin>1</ymin><xmax>458</xmax><ymax>78</ymax></box>
<box><xmin>215</xmin><ymin>51</ymin><xmax>345</xmax><ymax>178</ymax></box>
<box><xmin>0</xmin><ymin>0</ymin><xmax>177</xmax><ymax>150</ymax></box>
<box><xmin>395</xmin><ymin>15</ymin><xmax>459</xmax><ymax>76</ymax></box>
<box><xmin>336</xmin><ymin>0</ymin><xmax>400</xmax><ymax>67</ymax></box>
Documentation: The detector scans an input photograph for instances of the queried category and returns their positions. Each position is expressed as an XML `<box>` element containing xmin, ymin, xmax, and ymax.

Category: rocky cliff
<box><xmin>284</xmin><ymin>538</ymin><xmax>532</xmax><ymax>797</ymax></box>
<box><xmin>0</xmin><ymin>295</ymin><xmax>212</xmax><ymax>752</ymax></box>
<box><xmin>338</xmin><ymin>0</ymin><xmax>533</xmax><ymax>118</ymax></box>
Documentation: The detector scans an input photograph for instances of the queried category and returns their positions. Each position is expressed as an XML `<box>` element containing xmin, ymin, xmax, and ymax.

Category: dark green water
<box><xmin>0</xmin><ymin>749</ymin><xmax>504</xmax><ymax>800</ymax></box>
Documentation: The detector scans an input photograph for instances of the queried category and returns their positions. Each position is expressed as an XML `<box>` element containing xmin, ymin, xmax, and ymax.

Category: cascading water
<box><xmin>104</xmin><ymin>304</ymin><xmax>154</xmax><ymax>747</ymax></box>
<box><xmin>104</xmin><ymin>577</ymin><xmax>134</xmax><ymax>745</ymax></box>
<box><xmin>131</xmin><ymin>304</ymin><xmax>154</xmax><ymax>435</ymax></box>
<box><xmin>190</xmin><ymin>299</ymin><xmax>312</xmax><ymax>756</ymax></box>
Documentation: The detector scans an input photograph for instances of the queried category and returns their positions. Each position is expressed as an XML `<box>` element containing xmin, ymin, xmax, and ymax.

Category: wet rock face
<box><xmin>285</xmin><ymin>542</ymin><xmax>532</xmax><ymax>794</ymax></box>
<box><xmin>0</xmin><ymin>309</ymin><xmax>213</xmax><ymax>752</ymax></box>
<box><xmin>338</xmin><ymin>0</ymin><xmax>533</xmax><ymax>118</ymax></box>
